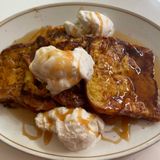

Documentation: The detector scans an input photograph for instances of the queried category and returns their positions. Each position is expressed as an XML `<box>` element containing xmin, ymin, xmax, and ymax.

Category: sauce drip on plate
<box><xmin>43</xmin><ymin>130</ymin><xmax>53</xmax><ymax>145</ymax></box>
<box><xmin>22</xmin><ymin>111</ymin><xmax>135</xmax><ymax>145</ymax></box>
<box><xmin>22</xmin><ymin>122</ymin><xmax>54</xmax><ymax>145</ymax></box>
<box><xmin>113</xmin><ymin>31</ymin><xmax>143</xmax><ymax>45</ymax></box>
<box><xmin>14</xmin><ymin>27</ymin><xmax>49</xmax><ymax>44</ymax></box>
<box><xmin>17</xmin><ymin>28</ymin><xmax>141</xmax><ymax>145</ymax></box>
<box><xmin>22</xmin><ymin>123</ymin><xmax>43</xmax><ymax>140</ymax></box>
<box><xmin>101</xmin><ymin>116</ymin><xmax>136</xmax><ymax>143</ymax></box>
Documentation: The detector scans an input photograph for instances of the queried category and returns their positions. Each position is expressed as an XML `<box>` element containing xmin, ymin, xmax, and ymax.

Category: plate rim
<box><xmin>0</xmin><ymin>2</ymin><xmax>160</xmax><ymax>160</ymax></box>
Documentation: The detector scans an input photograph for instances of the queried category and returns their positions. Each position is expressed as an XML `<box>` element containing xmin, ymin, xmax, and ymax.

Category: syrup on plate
<box><xmin>14</xmin><ymin>28</ymin><xmax>147</xmax><ymax>145</ymax></box>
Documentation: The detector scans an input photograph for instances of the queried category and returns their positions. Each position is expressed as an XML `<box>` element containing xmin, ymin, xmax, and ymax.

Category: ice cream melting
<box><xmin>64</xmin><ymin>10</ymin><xmax>114</xmax><ymax>37</ymax></box>
<box><xmin>35</xmin><ymin>107</ymin><xmax>105</xmax><ymax>151</ymax></box>
<box><xmin>29</xmin><ymin>46</ymin><xmax>94</xmax><ymax>96</ymax></box>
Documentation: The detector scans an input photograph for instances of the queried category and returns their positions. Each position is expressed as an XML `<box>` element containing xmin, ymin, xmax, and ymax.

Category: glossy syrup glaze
<box><xmin>22</xmin><ymin>122</ymin><xmax>53</xmax><ymax>145</ymax></box>
<box><xmin>18</xmin><ymin>27</ymin><xmax>143</xmax><ymax>144</ymax></box>
<box><xmin>22</xmin><ymin>123</ymin><xmax>43</xmax><ymax>140</ymax></box>
<box><xmin>101</xmin><ymin>116</ymin><xmax>136</xmax><ymax>143</ymax></box>
<box><xmin>95</xmin><ymin>12</ymin><xmax>103</xmax><ymax>35</ymax></box>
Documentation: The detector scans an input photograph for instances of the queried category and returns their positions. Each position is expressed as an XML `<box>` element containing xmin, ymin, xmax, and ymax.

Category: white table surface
<box><xmin>0</xmin><ymin>0</ymin><xmax>160</xmax><ymax>159</ymax></box>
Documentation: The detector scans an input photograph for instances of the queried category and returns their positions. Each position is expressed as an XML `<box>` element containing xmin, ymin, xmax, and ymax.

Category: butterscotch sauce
<box><xmin>95</xmin><ymin>12</ymin><xmax>103</xmax><ymax>35</ymax></box>
<box><xmin>14</xmin><ymin>27</ymin><xmax>49</xmax><ymax>44</ymax></box>
<box><xmin>22</xmin><ymin>122</ymin><xmax>54</xmax><ymax>145</ymax></box>
<box><xmin>7</xmin><ymin>108</ymin><xmax>44</xmax><ymax>141</ymax></box>
<box><xmin>89</xmin><ymin>12</ymin><xmax>94</xmax><ymax>32</ymax></box>
<box><xmin>77</xmin><ymin>109</ymin><xmax>100</xmax><ymax>137</ymax></box>
<box><xmin>77</xmin><ymin>109</ymin><xmax>89</xmax><ymax>126</ymax></box>
<box><xmin>77</xmin><ymin>109</ymin><xmax>95</xmax><ymax>127</ymax></box>
<box><xmin>44</xmin><ymin>112</ymin><xmax>55</xmax><ymax>130</ymax></box>
<box><xmin>113</xmin><ymin>31</ymin><xmax>143</xmax><ymax>45</ymax></box>
<box><xmin>102</xmin><ymin>116</ymin><xmax>135</xmax><ymax>143</ymax></box>
<box><xmin>22</xmin><ymin>122</ymin><xmax>43</xmax><ymax>140</ymax></box>
<box><xmin>112</xmin><ymin>121</ymin><xmax>130</xmax><ymax>141</ymax></box>
<box><xmin>50</xmin><ymin>51</ymin><xmax>74</xmax><ymax>76</ymax></box>
<box><xmin>43</xmin><ymin>130</ymin><xmax>53</xmax><ymax>145</ymax></box>
<box><xmin>12</xmin><ymin>26</ymin><xmax>155</xmax><ymax>146</ymax></box>
<box><xmin>14</xmin><ymin>26</ymin><xmax>142</xmax><ymax>46</ymax></box>
<box><xmin>54</xmin><ymin>108</ymin><xmax>73</xmax><ymax>121</ymax></box>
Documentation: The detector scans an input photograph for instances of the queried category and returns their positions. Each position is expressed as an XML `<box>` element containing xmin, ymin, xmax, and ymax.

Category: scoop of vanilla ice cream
<box><xmin>64</xmin><ymin>10</ymin><xmax>114</xmax><ymax>37</ymax></box>
<box><xmin>35</xmin><ymin>107</ymin><xmax>105</xmax><ymax>151</ymax></box>
<box><xmin>29</xmin><ymin>46</ymin><xmax>94</xmax><ymax>96</ymax></box>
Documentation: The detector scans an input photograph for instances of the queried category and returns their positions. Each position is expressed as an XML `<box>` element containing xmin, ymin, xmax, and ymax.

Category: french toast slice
<box><xmin>0</xmin><ymin>26</ymin><xmax>89</xmax><ymax>111</ymax></box>
<box><xmin>0</xmin><ymin>25</ymin><xmax>159</xmax><ymax>121</ymax></box>
<box><xmin>86</xmin><ymin>37</ymin><xmax>159</xmax><ymax>121</ymax></box>
<box><xmin>54</xmin><ymin>80</ymin><xmax>88</xmax><ymax>108</ymax></box>
<box><xmin>0</xmin><ymin>35</ymin><xmax>56</xmax><ymax>111</ymax></box>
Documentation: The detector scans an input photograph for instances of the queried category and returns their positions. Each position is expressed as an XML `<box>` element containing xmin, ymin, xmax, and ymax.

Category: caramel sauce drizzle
<box><xmin>77</xmin><ymin>109</ymin><xmax>101</xmax><ymax>137</ymax></box>
<box><xmin>22</xmin><ymin>115</ymin><xmax>133</xmax><ymax>145</ymax></box>
<box><xmin>22</xmin><ymin>122</ymin><xmax>53</xmax><ymax>145</ymax></box>
<box><xmin>18</xmin><ymin>27</ymin><xmax>141</xmax><ymax>145</ymax></box>
<box><xmin>22</xmin><ymin>123</ymin><xmax>43</xmax><ymax>140</ymax></box>
<box><xmin>14</xmin><ymin>27</ymin><xmax>49</xmax><ymax>44</ymax></box>
<box><xmin>95</xmin><ymin>12</ymin><xmax>103</xmax><ymax>35</ymax></box>
<box><xmin>113</xmin><ymin>31</ymin><xmax>143</xmax><ymax>45</ymax></box>
<box><xmin>22</xmin><ymin>109</ymin><xmax>74</xmax><ymax>145</ymax></box>
<box><xmin>89</xmin><ymin>12</ymin><xmax>94</xmax><ymax>33</ymax></box>
<box><xmin>112</xmin><ymin>123</ymin><xmax>129</xmax><ymax>141</ymax></box>
<box><xmin>54</xmin><ymin>108</ymin><xmax>73</xmax><ymax>121</ymax></box>
<box><xmin>44</xmin><ymin>112</ymin><xmax>55</xmax><ymax>130</ymax></box>
<box><xmin>102</xmin><ymin>117</ymin><xmax>134</xmax><ymax>143</ymax></box>
<box><xmin>43</xmin><ymin>130</ymin><xmax>53</xmax><ymax>145</ymax></box>
<box><xmin>77</xmin><ymin>109</ymin><xmax>91</xmax><ymax>126</ymax></box>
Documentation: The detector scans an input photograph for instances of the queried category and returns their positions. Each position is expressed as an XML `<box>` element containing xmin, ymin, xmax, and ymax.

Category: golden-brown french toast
<box><xmin>0</xmin><ymin>36</ymin><xmax>57</xmax><ymax>111</ymax></box>
<box><xmin>87</xmin><ymin>37</ymin><xmax>159</xmax><ymax>121</ymax></box>
<box><xmin>0</xmin><ymin>26</ymin><xmax>89</xmax><ymax>111</ymax></box>
<box><xmin>0</xmin><ymin>26</ymin><xmax>159</xmax><ymax>121</ymax></box>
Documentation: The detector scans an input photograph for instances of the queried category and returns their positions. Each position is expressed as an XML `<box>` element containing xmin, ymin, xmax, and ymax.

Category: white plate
<box><xmin>0</xmin><ymin>2</ymin><xmax>160</xmax><ymax>160</ymax></box>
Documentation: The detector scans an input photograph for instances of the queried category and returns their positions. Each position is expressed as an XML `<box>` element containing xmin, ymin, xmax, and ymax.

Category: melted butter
<box><xmin>95</xmin><ymin>12</ymin><xmax>103</xmax><ymax>35</ymax></box>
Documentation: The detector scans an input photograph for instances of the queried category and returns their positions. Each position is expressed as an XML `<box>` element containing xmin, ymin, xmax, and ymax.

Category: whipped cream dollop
<box><xmin>64</xmin><ymin>10</ymin><xmax>114</xmax><ymax>37</ymax></box>
<box><xmin>29</xmin><ymin>46</ymin><xmax>94</xmax><ymax>96</ymax></box>
<box><xmin>35</xmin><ymin>107</ymin><xmax>105</xmax><ymax>151</ymax></box>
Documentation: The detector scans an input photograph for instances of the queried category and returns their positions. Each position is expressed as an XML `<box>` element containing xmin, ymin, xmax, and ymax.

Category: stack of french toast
<box><xmin>0</xmin><ymin>26</ymin><xmax>159</xmax><ymax>121</ymax></box>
